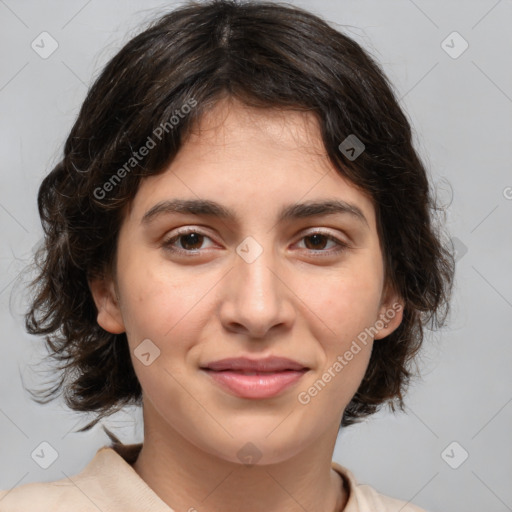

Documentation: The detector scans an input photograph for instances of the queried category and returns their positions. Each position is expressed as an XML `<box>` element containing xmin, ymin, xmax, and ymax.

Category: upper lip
<box><xmin>201</xmin><ymin>357</ymin><xmax>308</xmax><ymax>372</ymax></box>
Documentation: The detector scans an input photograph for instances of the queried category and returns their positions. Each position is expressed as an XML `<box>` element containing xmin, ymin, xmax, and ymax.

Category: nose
<box><xmin>218</xmin><ymin>243</ymin><xmax>295</xmax><ymax>339</ymax></box>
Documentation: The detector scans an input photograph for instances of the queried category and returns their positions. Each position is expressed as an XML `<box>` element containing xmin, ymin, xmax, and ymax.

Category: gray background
<box><xmin>1</xmin><ymin>1</ymin><xmax>511</xmax><ymax>511</ymax></box>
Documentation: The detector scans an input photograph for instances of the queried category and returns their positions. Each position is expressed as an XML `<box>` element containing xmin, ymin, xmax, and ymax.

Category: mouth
<box><xmin>200</xmin><ymin>357</ymin><xmax>309</xmax><ymax>399</ymax></box>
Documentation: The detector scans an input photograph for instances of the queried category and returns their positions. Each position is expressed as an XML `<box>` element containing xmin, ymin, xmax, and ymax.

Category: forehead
<box><xmin>125</xmin><ymin>98</ymin><xmax>376</xmax><ymax>229</ymax></box>
<box><xmin>188</xmin><ymin>97</ymin><xmax>327</xmax><ymax>156</ymax></box>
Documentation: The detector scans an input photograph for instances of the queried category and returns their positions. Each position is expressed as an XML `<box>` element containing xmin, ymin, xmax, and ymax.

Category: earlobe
<box><xmin>374</xmin><ymin>290</ymin><xmax>405</xmax><ymax>340</ymax></box>
<box><xmin>88</xmin><ymin>277</ymin><xmax>125</xmax><ymax>334</ymax></box>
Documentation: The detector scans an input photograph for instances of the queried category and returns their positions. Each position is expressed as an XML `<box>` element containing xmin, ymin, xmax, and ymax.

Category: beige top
<box><xmin>0</xmin><ymin>443</ymin><xmax>426</xmax><ymax>511</ymax></box>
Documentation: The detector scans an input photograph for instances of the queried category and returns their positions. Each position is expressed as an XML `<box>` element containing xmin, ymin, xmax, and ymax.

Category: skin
<box><xmin>90</xmin><ymin>97</ymin><xmax>404</xmax><ymax>512</ymax></box>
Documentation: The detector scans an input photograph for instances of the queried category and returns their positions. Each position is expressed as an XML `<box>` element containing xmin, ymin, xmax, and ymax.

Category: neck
<box><xmin>132</xmin><ymin>404</ymin><xmax>347</xmax><ymax>512</ymax></box>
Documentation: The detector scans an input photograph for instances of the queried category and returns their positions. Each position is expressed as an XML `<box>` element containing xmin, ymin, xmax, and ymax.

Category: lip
<box><xmin>200</xmin><ymin>357</ymin><xmax>309</xmax><ymax>399</ymax></box>
<box><xmin>202</xmin><ymin>356</ymin><xmax>307</xmax><ymax>372</ymax></box>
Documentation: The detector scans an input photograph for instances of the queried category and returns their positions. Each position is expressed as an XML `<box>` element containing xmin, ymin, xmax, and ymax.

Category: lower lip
<box><xmin>203</xmin><ymin>370</ymin><xmax>307</xmax><ymax>399</ymax></box>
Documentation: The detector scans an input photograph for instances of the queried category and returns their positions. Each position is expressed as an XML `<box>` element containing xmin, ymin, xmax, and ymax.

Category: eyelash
<box><xmin>161</xmin><ymin>228</ymin><xmax>350</xmax><ymax>258</ymax></box>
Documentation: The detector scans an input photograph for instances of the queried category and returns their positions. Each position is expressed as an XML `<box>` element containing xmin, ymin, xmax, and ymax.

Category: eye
<box><xmin>295</xmin><ymin>231</ymin><xmax>350</xmax><ymax>256</ymax></box>
<box><xmin>161</xmin><ymin>228</ymin><xmax>350</xmax><ymax>258</ymax></box>
<box><xmin>162</xmin><ymin>228</ymin><xmax>216</xmax><ymax>255</ymax></box>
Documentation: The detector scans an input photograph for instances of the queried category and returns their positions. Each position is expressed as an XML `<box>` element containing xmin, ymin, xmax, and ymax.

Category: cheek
<box><xmin>304</xmin><ymin>265</ymin><xmax>383</xmax><ymax>344</ymax></box>
<box><xmin>117</xmin><ymin>256</ymin><xmax>204</xmax><ymax>342</ymax></box>
<box><xmin>116</xmin><ymin>263</ymin><xmax>203</xmax><ymax>410</ymax></box>
<box><xmin>296</xmin><ymin>275</ymin><xmax>378</xmax><ymax>414</ymax></box>
<box><xmin>295</xmin><ymin>259</ymin><xmax>382</xmax><ymax>403</ymax></box>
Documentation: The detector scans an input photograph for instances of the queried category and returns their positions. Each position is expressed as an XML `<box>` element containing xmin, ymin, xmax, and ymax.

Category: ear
<box><xmin>373</xmin><ymin>283</ymin><xmax>404</xmax><ymax>341</ymax></box>
<box><xmin>88</xmin><ymin>275</ymin><xmax>125</xmax><ymax>334</ymax></box>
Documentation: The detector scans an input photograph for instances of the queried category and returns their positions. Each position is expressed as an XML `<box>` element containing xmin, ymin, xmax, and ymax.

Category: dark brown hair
<box><xmin>24</xmin><ymin>0</ymin><xmax>454</xmax><ymax>432</ymax></box>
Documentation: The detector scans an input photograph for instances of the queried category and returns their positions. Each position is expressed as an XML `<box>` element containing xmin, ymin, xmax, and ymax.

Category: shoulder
<box><xmin>331</xmin><ymin>461</ymin><xmax>429</xmax><ymax>512</ymax></box>
<box><xmin>357</xmin><ymin>483</ymin><xmax>428</xmax><ymax>511</ymax></box>
<box><xmin>0</xmin><ymin>477</ymin><xmax>93</xmax><ymax>512</ymax></box>
<box><xmin>0</xmin><ymin>444</ymin><xmax>135</xmax><ymax>512</ymax></box>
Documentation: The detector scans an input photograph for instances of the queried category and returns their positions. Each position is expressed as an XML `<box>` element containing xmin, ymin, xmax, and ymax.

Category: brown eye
<box><xmin>296</xmin><ymin>231</ymin><xmax>350</xmax><ymax>257</ymax></box>
<box><xmin>177</xmin><ymin>232</ymin><xmax>204</xmax><ymax>250</ymax></box>
<box><xmin>303</xmin><ymin>234</ymin><xmax>329</xmax><ymax>250</ymax></box>
<box><xmin>162</xmin><ymin>229</ymin><xmax>215</xmax><ymax>255</ymax></box>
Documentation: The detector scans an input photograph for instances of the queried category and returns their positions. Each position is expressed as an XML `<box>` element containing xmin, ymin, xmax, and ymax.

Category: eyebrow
<box><xmin>141</xmin><ymin>198</ymin><xmax>369</xmax><ymax>227</ymax></box>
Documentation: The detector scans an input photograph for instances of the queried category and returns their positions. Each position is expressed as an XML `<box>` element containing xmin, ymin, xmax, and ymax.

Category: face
<box><xmin>91</xmin><ymin>98</ymin><xmax>403</xmax><ymax>465</ymax></box>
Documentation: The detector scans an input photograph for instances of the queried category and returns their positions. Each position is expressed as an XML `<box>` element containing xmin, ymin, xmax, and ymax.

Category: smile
<box><xmin>202</xmin><ymin>369</ymin><xmax>308</xmax><ymax>399</ymax></box>
<box><xmin>200</xmin><ymin>356</ymin><xmax>310</xmax><ymax>399</ymax></box>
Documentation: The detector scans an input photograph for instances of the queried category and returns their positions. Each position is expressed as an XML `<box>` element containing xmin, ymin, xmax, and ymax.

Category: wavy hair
<box><xmin>23</xmin><ymin>0</ymin><xmax>455</xmax><ymax>431</ymax></box>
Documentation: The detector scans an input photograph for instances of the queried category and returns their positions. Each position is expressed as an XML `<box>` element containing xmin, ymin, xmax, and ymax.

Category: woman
<box><xmin>0</xmin><ymin>1</ymin><xmax>454</xmax><ymax>510</ymax></box>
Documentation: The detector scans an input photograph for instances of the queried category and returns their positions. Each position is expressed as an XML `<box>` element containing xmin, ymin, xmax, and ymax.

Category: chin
<box><xmin>197</xmin><ymin>426</ymin><xmax>315</xmax><ymax>467</ymax></box>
